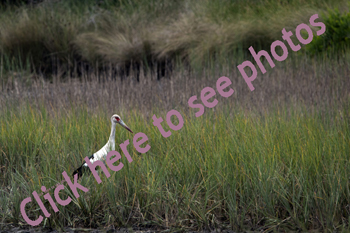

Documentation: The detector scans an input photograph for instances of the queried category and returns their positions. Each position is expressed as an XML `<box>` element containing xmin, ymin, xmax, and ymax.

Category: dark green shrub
<box><xmin>305</xmin><ymin>8</ymin><xmax>350</xmax><ymax>56</ymax></box>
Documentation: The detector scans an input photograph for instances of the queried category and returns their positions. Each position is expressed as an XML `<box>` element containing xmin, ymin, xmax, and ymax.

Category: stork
<box><xmin>72</xmin><ymin>114</ymin><xmax>133</xmax><ymax>179</ymax></box>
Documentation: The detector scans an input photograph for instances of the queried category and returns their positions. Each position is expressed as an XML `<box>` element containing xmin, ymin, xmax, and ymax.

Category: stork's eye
<box><xmin>115</xmin><ymin>117</ymin><xmax>120</xmax><ymax>122</ymax></box>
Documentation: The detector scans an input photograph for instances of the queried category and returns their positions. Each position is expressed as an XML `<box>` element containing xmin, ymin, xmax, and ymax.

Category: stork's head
<box><xmin>111</xmin><ymin>114</ymin><xmax>133</xmax><ymax>133</ymax></box>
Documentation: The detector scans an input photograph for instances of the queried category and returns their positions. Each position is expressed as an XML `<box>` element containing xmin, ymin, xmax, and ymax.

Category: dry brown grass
<box><xmin>1</xmin><ymin>55</ymin><xmax>349</xmax><ymax>117</ymax></box>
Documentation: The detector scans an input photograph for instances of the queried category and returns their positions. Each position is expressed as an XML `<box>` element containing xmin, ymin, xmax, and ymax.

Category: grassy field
<box><xmin>1</xmin><ymin>0</ymin><xmax>350</xmax><ymax>232</ymax></box>
<box><xmin>1</xmin><ymin>53</ymin><xmax>350</xmax><ymax>232</ymax></box>
<box><xmin>0</xmin><ymin>101</ymin><xmax>349</xmax><ymax>232</ymax></box>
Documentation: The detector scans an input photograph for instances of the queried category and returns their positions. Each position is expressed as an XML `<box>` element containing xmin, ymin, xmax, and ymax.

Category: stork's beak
<box><xmin>119</xmin><ymin>120</ymin><xmax>133</xmax><ymax>133</ymax></box>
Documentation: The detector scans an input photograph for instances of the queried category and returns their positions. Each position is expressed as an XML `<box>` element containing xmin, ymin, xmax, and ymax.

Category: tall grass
<box><xmin>1</xmin><ymin>0</ymin><xmax>350</xmax><ymax>231</ymax></box>
<box><xmin>0</xmin><ymin>48</ymin><xmax>350</xmax><ymax>231</ymax></box>
<box><xmin>0</xmin><ymin>100</ymin><xmax>349</xmax><ymax>231</ymax></box>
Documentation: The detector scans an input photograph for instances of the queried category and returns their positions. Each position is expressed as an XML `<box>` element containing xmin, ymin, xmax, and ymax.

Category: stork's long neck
<box><xmin>108</xmin><ymin>122</ymin><xmax>117</xmax><ymax>150</ymax></box>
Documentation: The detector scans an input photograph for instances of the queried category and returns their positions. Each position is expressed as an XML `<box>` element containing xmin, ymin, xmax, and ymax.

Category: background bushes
<box><xmin>306</xmin><ymin>8</ymin><xmax>350</xmax><ymax>56</ymax></box>
<box><xmin>0</xmin><ymin>0</ymin><xmax>349</xmax><ymax>78</ymax></box>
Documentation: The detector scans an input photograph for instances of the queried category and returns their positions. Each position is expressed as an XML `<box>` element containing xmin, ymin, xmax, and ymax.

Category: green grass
<box><xmin>0</xmin><ymin>101</ymin><xmax>349</xmax><ymax>231</ymax></box>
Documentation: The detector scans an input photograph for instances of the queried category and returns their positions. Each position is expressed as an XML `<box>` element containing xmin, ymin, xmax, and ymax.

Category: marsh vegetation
<box><xmin>1</xmin><ymin>0</ymin><xmax>350</xmax><ymax>232</ymax></box>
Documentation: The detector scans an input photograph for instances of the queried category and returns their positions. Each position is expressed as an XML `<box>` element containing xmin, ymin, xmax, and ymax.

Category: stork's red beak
<box><xmin>120</xmin><ymin>120</ymin><xmax>133</xmax><ymax>133</ymax></box>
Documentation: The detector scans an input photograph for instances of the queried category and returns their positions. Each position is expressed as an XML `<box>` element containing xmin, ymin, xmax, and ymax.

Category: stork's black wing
<box><xmin>72</xmin><ymin>154</ymin><xmax>94</xmax><ymax>179</ymax></box>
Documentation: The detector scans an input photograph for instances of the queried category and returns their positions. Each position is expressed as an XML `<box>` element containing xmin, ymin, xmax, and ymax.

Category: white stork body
<box><xmin>73</xmin><ymin>114</ymin><xmax>133</xmax><ymax>178</ymax></box>
<box><xmin>84</xmin><ymin>121</ymin><xmax>116</xmax><ymax>166</ymax></box>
